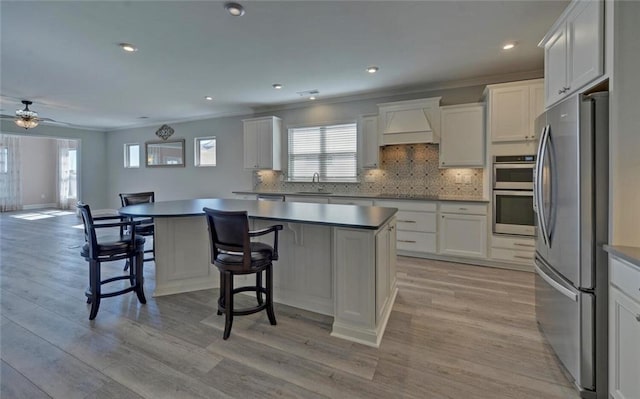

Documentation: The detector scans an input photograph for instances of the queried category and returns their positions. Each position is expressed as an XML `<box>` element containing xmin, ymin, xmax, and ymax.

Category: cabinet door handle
<box><xmin>558</xmin><ymin>89</ymin><xmax>564</xmax><ymax>95</ymax></box>
<box><xmin>513</xmin><ymin>242</ymin><xmax>535</xmax><ymax>248</ymax></box>
<box><xmin>636</xmin><ymin>314</ymin><xmax>640</xmax><ymax>322</ymax></box>
<box><xmin>564</xmin><ymin>86</ymin><xmax>571</xmax><ymax>92</ymax></box>
<box><xmin>397</xmin><ymin>239</ymin><xmax>416</xmax><ymax>243</ymax></box>
<box><xmin>458</xmin><ymin>207</ymin><xmax>468</xmax><ymax>211</ymax></box>
<box><xmin>397</xmin><ymin>220</ymin><xmax>416</xmax><ymax>223</ymax></box>
<box><xmin>514</xmin><ymin>255</ymin><xmax>533</xmax><ymax>260</ymax></box>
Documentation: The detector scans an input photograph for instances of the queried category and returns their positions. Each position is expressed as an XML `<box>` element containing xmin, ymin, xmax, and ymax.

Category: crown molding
<box><xmin>252</xmin><ymin>69</ymin><xmax>544</xmax><ymax>114</ymax></box>
<box><xmin>104</xmin><ymin>108</ymin><xmax>254</xmax><ymax>133</ymax></box>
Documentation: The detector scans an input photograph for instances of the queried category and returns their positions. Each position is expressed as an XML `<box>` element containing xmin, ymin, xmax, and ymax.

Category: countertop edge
<box><xmin>604</xmin><ymin>245</ymin><xmax>640</xmax><ymax>269</ymax></box>
<box><xmin>233</xmin><ymin>191</ymin><xmax>489</xmax><ymax>203</ymax></box>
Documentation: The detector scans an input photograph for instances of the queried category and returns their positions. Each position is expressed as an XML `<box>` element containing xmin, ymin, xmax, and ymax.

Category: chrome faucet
<box><xmin>312</xmin><ymin>172</ymin><xmax>320</xmax><ymax>184</ymax></box>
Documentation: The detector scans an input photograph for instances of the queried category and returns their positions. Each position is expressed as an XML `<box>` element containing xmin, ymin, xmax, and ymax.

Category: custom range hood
<box><xmin>378</xmin><ymin>97</ymin><xmax>441</xmax><ymax>145</ymax></box>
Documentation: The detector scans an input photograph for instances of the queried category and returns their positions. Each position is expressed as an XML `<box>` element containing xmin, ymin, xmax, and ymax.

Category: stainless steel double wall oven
<box><xmin>493</xmin><ymin>155</ymin><xmax>536</xmax><ymax>236</ymax></box>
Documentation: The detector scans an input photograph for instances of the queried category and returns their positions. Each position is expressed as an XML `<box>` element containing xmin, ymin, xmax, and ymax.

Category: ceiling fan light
<box><xmin>14</xmin><ymin>100</ymin><xmax>40</xmax><ymax>129</ymax></box>
<box><xmin>15</xmin><ymin>118</ymin><xmax>39</xmax><ymax>129</ymax></box>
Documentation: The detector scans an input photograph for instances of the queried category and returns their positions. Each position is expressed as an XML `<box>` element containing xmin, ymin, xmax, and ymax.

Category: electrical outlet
<box><xmin>455</xmin><ymin>175</ymin><xmax>462</xmax><ymax>184</ymax></box>
<box><xmin>364</xmin><ymin>174</ymin><xmax>375</xmax><ymax>182</ymax></box>
<box><xmin>41</xmin><ymin>194</ymin><xmax>46</xmax><ymax>199</ymax></box>
<box><xmin>463</xmin><ymin>175</ymin><xmax>472</xmax><ymax>184</ymax></box>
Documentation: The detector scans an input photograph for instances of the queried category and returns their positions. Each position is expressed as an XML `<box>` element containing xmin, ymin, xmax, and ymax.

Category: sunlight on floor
<box><xmin>10</xmin><ymin>209</ymin><xmax>75</xmax><ymax>220</ymax></box>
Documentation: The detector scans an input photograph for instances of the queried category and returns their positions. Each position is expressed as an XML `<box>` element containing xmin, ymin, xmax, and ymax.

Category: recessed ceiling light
<box><xmin>366</xmin><ymin>66</ymin><xmax>379</xmax><ymax>74</ymax></box>
<box><xmin>309</xmin><ymin>96</ymin><xmax>316</xmax><ymax>100</ymax></box>
<box><xmin>272</xmin><ymin>83</ymin><xmax>283</xmax><ymax>90</ymax></box>
<box><xmin>204</xmin><ymin>96</ymin><xmax>214</xmax><ymax>101</ymax></box>
<box><xmin>225</xmin><ymin>2</ymin><xmax>245</xmax><ymax>16</ymax></box>
<box><xmin>119</xmin><ymin>43</ymin><xmax>138</xmax><ymax>52</ymax></box>
<box><xmin>502</xmin><ymin>42</ymin><xmax>517</xmax><ymax>50</ymax></box>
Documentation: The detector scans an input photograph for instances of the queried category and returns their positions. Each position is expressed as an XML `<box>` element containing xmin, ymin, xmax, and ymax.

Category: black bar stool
<box><xmin>119</xmin><ymin>192</ymin><xmax>155</xmax><ymax>269</ymax></box>
<box><xmin>77</xmin><ymin>202</ymin><xmax>147</xmax><ymax>320</ymax></box>
<box><xmin>203</xmin><ymin>207</ymin><xmax>283</xmax><ymax>340</ymax></box>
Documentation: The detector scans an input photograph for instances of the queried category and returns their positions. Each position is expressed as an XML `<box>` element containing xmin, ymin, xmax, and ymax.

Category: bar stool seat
<box><xmin>78</xmin><ymin>202</ymin><xmax>147</xmax><ymax>320</ymax></box>
<box><xmin>203</xmin><ymin>207</ymin><xmax>283</xmax><ymax>340</ymax></box>
<box><xmin>119</xmin><ymin>192</ymin><xmax>155</xmax><ymax>266</ymax></box>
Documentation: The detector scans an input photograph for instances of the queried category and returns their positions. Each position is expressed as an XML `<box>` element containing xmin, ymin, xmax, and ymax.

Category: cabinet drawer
<box><xmin>329</xmin><ymin>198</ymin><xmax>374</xmax><ymax>206</ymax></box>
<box><xmin>491</xmin><ymin>248</ymin><xmax>534</xmax><ymax>264</ymax></box>
<box><xmin>492</xmin><ymin>235</ymin><xmax>536</xmax><ymax>251</ymax></box>
<box><xmin>285</xmin><ymin>196</ymin><xmax>330</xmax><ymax>204</ymax></box>
<box><xmin>396</xmin><ymin>231</ymin><xmax>436</xmax><ymax>253</ymax></box>
<box><xmin>396</xmin><ymin>211</ymin><xmax>436</xmax><ymax>232</ymax></box>
<box><xmin>440</xmin><ymin>202</ymin><xmax>487</xmax><ymax>215</ymax></box>
<box><xmin>375</xmin><ymin>200</ymin><xmax>436</xmax><ymax>212</ymax></box>
<box><xmin>610</xmin><ymin>257</ymin><xmax>640</xmax><ymax>303</ymax></box>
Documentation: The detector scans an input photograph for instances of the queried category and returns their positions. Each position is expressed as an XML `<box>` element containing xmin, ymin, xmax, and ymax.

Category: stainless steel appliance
<box><xmin>492</xmin><ymin>155</ymin><xmax>536</xmax><ymax>236</ymax></box>
<box><xmin>493</xmin><ymin>190</ymin><xmax>535</xmax><ymax>236</ymax></box>
<box><xmin>493</xmin><ymin>155</ymin><xmax>535</xmax><ymax>190</ymax></box>
<box><xmin>534</xmin><ymin>92</ymin><xmax>608</xmax><ymax>399</ymax></box>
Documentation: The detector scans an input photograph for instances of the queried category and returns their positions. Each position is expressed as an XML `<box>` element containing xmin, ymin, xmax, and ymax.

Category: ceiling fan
<box><xmin>0</xmin><ymin>100</ymin><xmax>74</xmax><ymax>129</ymax></box>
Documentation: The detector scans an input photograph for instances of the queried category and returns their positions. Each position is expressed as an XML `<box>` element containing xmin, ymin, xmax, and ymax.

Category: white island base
<box><xmin>153</xmin><ymin>216</ymin><xmax>398</xmax><ymax>347</ymax></box>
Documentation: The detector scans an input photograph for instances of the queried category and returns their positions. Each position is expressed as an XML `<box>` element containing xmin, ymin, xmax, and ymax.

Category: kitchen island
<box><xmin>120</xmin><ymin>198</ymin><xmax>398</xmax><ymax>347</ymax></box>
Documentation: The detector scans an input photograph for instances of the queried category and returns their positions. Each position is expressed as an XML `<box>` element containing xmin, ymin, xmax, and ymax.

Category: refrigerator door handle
<box><xmin>534</xmin><ymin>263</ymin><xmax>578</xmax><ymax>302</ymax></box>
<box><xmin>535</xmin><ymin>125</ymin><xmax>550</xmax><ymax>247</ymax></box>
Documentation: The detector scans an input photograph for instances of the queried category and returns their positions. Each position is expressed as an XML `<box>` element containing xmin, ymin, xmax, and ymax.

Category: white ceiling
<box><xmin>0</xmin><ymin>1</ymin><xmax>568</xmax><ymax>131</ymax></box>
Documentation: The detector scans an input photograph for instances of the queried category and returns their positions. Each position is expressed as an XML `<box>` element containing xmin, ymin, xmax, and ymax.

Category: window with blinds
<box><xmin>287</xmin><ymin>123</ymin><xmax>358</xmax><ymax>181</ymax></box>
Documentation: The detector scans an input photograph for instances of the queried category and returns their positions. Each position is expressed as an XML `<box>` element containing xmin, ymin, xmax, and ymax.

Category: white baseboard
<box><xmin>22</xmin><ymin>203</ymin><xmax>58</xmax><ymax>210</ymax></box>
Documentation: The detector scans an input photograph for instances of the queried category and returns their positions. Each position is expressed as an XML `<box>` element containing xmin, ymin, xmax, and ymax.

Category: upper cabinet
<box><xmin>360</xmin><ymin>114</ymin><xmax>380</xmax><ymax>169</ymax></box>
<box><xmin>484</xmin><ymin>79</ymin><xmax>544</xmax><ymax>143</ymax></box>
<box><xmin>243</xmin><ymin>116</ymin><xmax>282</xmax><ymax>170</ymax></box>
<box><xmin>439</xmin><ymin>103</ymin><xmax>485</xmax><ymax>168</ymax></box>
<box><xmin>377</xmin><ymin>97</ymin><xmax>441</xmax><ymax>146</ymax></box>
<box><xmin>539</xmin><ymin>0</ymin><xmax>604</xmax><ymax>107</ymax></box>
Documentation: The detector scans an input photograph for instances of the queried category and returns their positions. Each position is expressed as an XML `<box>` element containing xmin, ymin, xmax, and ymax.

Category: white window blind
<box><xmin>288</xmin><ymin>123</ymin><xmax>357</xmax><ymax>181</ymax></box>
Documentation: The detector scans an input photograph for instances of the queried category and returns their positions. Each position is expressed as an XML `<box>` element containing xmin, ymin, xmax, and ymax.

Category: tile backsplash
<box><xmin>255</xmin><ymin>144</ymin><xmax>484</xmax><ymax>197</ymax></box>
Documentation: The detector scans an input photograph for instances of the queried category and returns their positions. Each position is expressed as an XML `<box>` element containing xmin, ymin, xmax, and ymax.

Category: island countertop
<box><xmin>119</xmin><ymin>198</ymin><xmax>398</xmax><ymax>230</ymax></box>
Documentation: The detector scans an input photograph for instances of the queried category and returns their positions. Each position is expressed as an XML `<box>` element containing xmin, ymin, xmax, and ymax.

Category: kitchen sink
<box><xmin>295</xmin><ymin>191</ymin><xmax>333</xmax><ymax>195</ymax></box>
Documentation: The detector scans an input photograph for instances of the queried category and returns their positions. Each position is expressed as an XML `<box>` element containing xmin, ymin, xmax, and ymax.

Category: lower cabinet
<box><xmin>285</xmin><ymin>195</ymin><xmax>330</xmax><ymax>204</ymax></box>
<box><xmin>375</xmin><ymin>219</ymin><xmax>395</xmax><ymax>321</ymax></box>
<box><xmin>490</xmin><ymin>235</ymin><xmax>535</xmax><ymax>266</ymax></box>
<box><xmin>609</xmin><ymin>256</ymin><xmax>640</xmax><ymax>399</ymax></box>
<box><xmin>439</xmin><ymin>213</ymin><xmax>487</xmax><ymax>258</ymax></box>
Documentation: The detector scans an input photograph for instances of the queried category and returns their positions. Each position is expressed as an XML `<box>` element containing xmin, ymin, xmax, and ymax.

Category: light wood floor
<box><xmin>0</xmin><ymin>209</ymin><xmax>579</xmax><ymax>399</ymax></box>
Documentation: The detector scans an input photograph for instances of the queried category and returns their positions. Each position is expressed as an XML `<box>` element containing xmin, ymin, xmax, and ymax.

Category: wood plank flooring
<box><xmin>0</xmin><ymin>209</ymin><xmax>579</xmax><ymax>399</ymax></box>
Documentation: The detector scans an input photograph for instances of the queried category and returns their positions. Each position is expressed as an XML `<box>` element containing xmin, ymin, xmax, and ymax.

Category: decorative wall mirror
<box><xmin>145</xmin><ymin>139</ymin><xmax>185</xmax><ymax>167</ymax></box>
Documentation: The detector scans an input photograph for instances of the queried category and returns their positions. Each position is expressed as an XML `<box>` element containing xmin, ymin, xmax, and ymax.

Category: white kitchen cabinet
<box><xmin>484</xmin><ymin>80</ymin><xmax>544</xmax><ymax>142</ymax></box>
<box><xmin>329</xmin><ymin>198</ymin><xmax>374</xmax><ymax>206</ymax></box>
<box><xmin>540</xmin><ymin>0</ymin><xmax>604</xmax><ymax>107</ymax></box>
<box><xmin>490</xmin><ymin>235</ymin><xmax>535</xmax><ymax>266</ymax></box>
<box><xmin>360</xmin><ymin>115</ymin><xmax>380</xmax><ymax>169</ymax></box>
<box><xmin>375</xmin><ymin>219</ymin><xmax>393</xmax><ymax>321</ymax></box>
<box><xmin>609</xmin><ymin>255</ymin><xmax>640</xmax><ymax>399</ymax></box>
<box><xmin>377</xmin><ymin>97</ymin><xmax>441</xmax><ymax>145</ymax></box>
<box><xmin>438</xmin><ymin>204</ymin><xmax>487</xmax><ymax>259</ymax></box>
<box><xmin>243</xmin><ymin>116</ymin><xmax>282</xmax><ymax>170</ymax></box>
<box><xmin>439</xmin><ymin>103</ymin><xmax>485</xmax><ymax>168</ymax></box>
<box><xmin>375</xmin><ymin>200</ymin><xmax>437</xmax><ymax>255</ymax></box>
<box><xmin>285</xmin><ymin>195</ymin><xmax>330</xmax><ymax>204</ymax></box>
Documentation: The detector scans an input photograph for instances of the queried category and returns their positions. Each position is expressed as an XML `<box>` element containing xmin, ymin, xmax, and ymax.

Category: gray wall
<box><xmin>105</xmin><ymin>115</ymin><xmax>251</xmax><ymax>209</ymax></box>
<box><xmin>20</xmin><ymin>136</ymin><xmax>57</xmax><ymax>206</ymax></box>
<box><xmin>0</xmin><ymin>121</ymin><xmax>109</xmax><ymax>209</ymax></box>
<box><xmin>105</xmin><ymin>85</ymin><xmax>487</xmax><ymax>208</ymax></box>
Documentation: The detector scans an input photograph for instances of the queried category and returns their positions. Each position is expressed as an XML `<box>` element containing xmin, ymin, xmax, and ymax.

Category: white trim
<box><xmin>22</xmin><ymin>203</ymin><xmax>57</xmax><ymax>210</ymax></box>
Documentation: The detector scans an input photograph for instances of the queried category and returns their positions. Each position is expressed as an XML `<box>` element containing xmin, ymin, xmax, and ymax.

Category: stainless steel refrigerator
<box><xmin>533</xmin><ymin>92</ymin><xmax>608</xmax><ymax>399</ymax></box>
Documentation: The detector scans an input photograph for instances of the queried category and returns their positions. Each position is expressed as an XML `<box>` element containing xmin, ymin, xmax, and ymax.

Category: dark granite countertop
<box><xmin>604</xmin><ymin>245</ymin><xmax>640</xmax><ymax>269</ymax></box>
<box><xmin>233</xmin><ymin>190</ymin><xmax>489</xmax><ymax>203</ymax></box>
<box><xmin>120</xmin><ymin>198</ymin><xmax>397</xmax><ymax>230</ymax></box>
